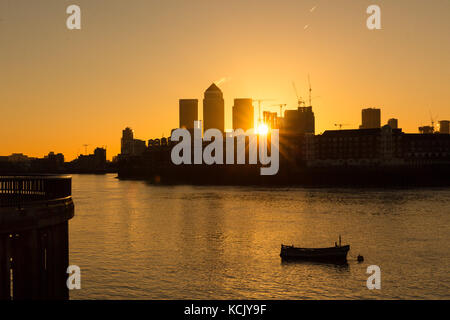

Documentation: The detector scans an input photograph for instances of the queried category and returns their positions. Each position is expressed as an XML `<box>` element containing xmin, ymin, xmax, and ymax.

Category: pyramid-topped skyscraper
<box><xmin>203</xmin><ymin>83</ymin><xmax>225</xmax><ymax>133</ymax></box>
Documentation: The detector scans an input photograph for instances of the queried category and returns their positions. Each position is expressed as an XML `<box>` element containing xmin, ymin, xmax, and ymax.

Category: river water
<box><xmin>68</xmin><ymin>174</ymin><xmax>450</xmax><ymax>299</ymax></box>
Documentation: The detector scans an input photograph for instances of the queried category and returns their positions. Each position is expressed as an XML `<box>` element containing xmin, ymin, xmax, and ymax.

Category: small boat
<box><xmin>280</xmin><ymin>236</ymin><xmax>350</xmax><ymax>263</ymax></box>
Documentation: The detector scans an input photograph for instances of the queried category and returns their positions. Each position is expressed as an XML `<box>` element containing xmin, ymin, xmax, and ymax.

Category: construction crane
<box><xmin>334</xmin><ymin>124</ymin><xmax>350</xmax><ymax>130</ymax></box>
<box><xmin>292</xmin><ymin>82</ymin><xmax>305</xmax><ymax>108</ymax></box>
<box><xmin>271</xmin><ymin>104</ymin><xmax>287</xmax><ymax>117</ymax></box>
<box><xmin>253</xmin><ymin>99</ymin><xmax>275</xmax><ymax>125</ymax></box>
<box><xmin>82</xmin><ymin>144</ymin><xmax>89</xmax><ymax>155</ymax></box>
<box><xmin>429</xmin><ymin>110</ymin><xmax>439</xmax><ymax>132</ymax></box>
<box><xmin>293</xmin><ymin>76</ymin><xmax>319</xmax><ymax>108</ymax></box>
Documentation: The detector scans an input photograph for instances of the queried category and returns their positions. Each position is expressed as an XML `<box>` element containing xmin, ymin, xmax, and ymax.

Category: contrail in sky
<box><xmin>215</xmin><ymin>77</ymin><xmax>232</xmax><ymax>85</ymax></box>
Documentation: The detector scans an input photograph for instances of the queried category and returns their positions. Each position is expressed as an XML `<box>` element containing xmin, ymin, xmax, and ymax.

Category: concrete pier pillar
<box><xmin>0</xmin><ymin>176</ymin><xmax>74</xmax><ymax>300</ymax></box>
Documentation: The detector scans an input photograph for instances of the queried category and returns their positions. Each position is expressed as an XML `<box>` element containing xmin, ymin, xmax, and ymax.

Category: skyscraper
<box><xmin>232</xmin><ymin>98</ymin><xmax>254</xmax><ymax>131</ymax></box>
<box><xmin>203</xmin><ymin>83</ymin><xmax>225</xmax><ymax>133</ymax></box>
<box><xmin>121</xmin><ymin>127</ymin><xmax>134</xmax><ymax>155</ymax></box>
<box><xmin>121</xmin><ymin>127</ymin><xmax>146</xmax><ymax>156</ymax></box>
<box><xmin>179</xmin><ymin>99</ymin><xmax>198</xmax><ymax>130</ymax></box>
<box><xmin>360</xmin><ymin>108</ymin><xmax>381</xmax><ymax>129</ymax></box>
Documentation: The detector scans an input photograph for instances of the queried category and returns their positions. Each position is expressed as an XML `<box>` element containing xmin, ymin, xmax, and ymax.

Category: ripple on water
<box><xmin>69</xmin><ymin>175</ymin><xmax>450</xmax><ymax>299</ymax></box>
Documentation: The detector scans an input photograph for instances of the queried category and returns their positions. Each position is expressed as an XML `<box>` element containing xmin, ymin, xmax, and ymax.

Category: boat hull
<box><xmin>280</xmin><ymin>245</ymin><xmax>350</xmax><ymax>263</ymax></box>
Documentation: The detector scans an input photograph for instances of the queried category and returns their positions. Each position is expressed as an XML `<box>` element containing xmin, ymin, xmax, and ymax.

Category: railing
<box><xmin>0</xmin><ymin>175</ymin><xmax>72</xmax><ymax>207</ymax></box>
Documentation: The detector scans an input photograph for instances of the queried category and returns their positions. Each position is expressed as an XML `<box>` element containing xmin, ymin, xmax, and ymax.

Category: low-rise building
<box><xmin>304</xmin><ymin>126</ymin><xmax>450</xmax><ymax>168</ymax></box>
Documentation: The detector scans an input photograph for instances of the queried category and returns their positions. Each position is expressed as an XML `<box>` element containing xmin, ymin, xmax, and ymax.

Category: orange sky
<box><xmin>1</xmin><ymin>0</ymin><xmax>449</xmax><ymax>160</ymax></box>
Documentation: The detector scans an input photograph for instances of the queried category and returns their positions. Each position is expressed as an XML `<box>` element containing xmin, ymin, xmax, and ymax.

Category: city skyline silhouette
<box><xmin>1</xmin><ymin>1</ymin><xmax>450</xmax><ymax>304</ymax></box>
<box><xmin>1</xmin><ymin>0</ymin><xmax>449</xmax><ymax>161</ymax></box>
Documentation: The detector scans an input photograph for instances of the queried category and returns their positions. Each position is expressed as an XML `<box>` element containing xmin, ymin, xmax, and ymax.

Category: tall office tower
<box><xmin>203</xmin><ymin>83</ymin><xmax>225</xmax><ymax>133</ymax></box>
<box><xmin>298</xmin><ymin>106</ymin><xmax>315</xmax><ymax>134</ymax></box>
<box><xmin>439</xmin><ymin>120</ymin><xmax>450</xmax><ymax>134</ymax></box>
<box><xmin>360</xmin><ymin>108</ymin><xmax>381</xmax><ymax>129</ymax></box>
<box><xmin>232</xmin><ymin>98</ymin><xmax>254</xmax><ymax>131</ymax></box>
<box><xmin>121</xmin><ymin>127</ymin><xmax>134</xmax><ymax>155</ymax></box>
<box><xmin>388</xmin><ymin>118</ymin><xmax>399</xmax><ymax>129</ymax></box>
<box><xmin>179</xmin><ymin>99</ymin><xmax>198</xmax><ymax>130</ymax></box>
